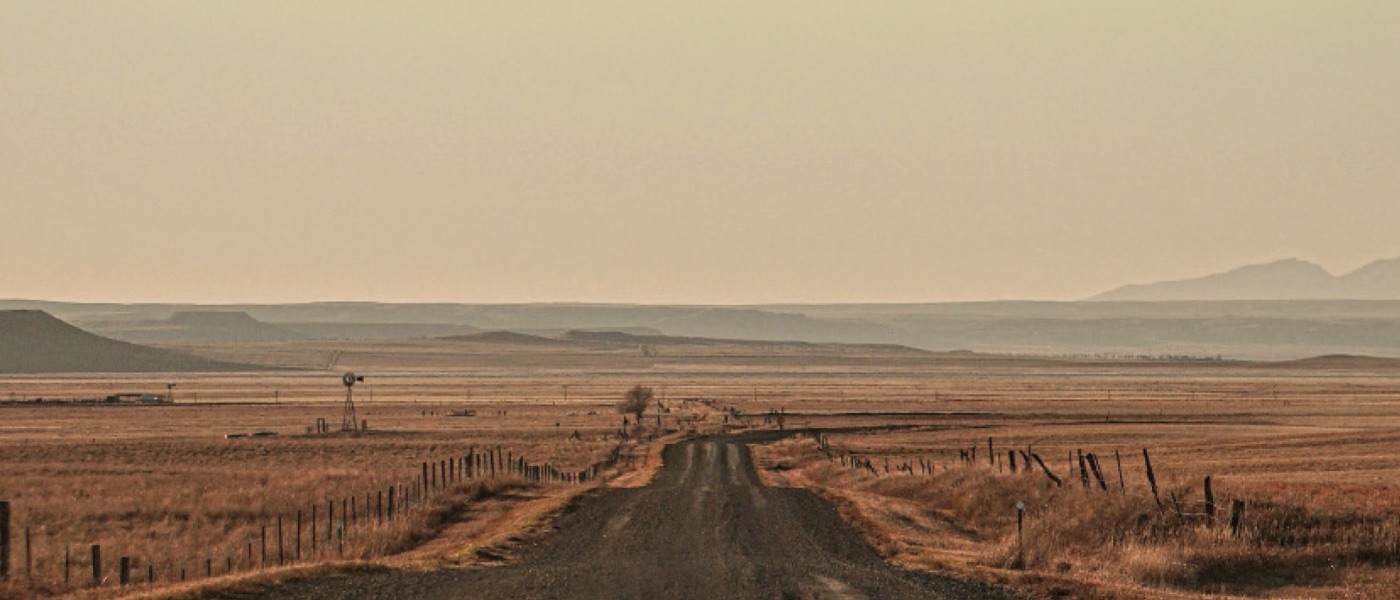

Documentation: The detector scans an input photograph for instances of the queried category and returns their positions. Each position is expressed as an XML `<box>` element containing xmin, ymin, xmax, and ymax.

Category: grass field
<box><xmin>738</xmin><ymin>371</ymin><xmax>1400</xmax><ymax>599</ymax></box>
<box><xmin>0</xmin><ymin>386</ymin><xmax>649</xmax><ymax>599</ymax></box>
<box><xmin>2</xmin><ymin>341</ymin><xmax>1398</xmax><ymax>599</ymax></box>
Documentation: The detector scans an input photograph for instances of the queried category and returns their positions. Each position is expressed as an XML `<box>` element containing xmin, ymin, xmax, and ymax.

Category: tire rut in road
<box><xmin>252</xmin><ymin>437</ymin><xmax>1027</xmax><ymax>600</ymax></box>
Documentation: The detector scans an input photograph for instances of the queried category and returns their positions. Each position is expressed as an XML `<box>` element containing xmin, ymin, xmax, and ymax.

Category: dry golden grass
<box><xmin>5</xmin><ymin>347</ymin><xmax>1400</xmax><ymax>599</ymax></box>
<box><xmin>0</xmin><ymin>392</ymin><xmax>652</xmax><ymax>599</ymax></box>
<box><xmin>754</xmin><ymin>412</ymin><xmax>1400</xmax><ymax>599</ymax></box>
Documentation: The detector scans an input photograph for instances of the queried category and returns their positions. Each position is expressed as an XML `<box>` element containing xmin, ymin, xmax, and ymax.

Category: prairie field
<box><xmin>0</xmin><ymin>378</ymin><xmax>654</xmax><ymax>599</ymax></box>
<box><xmin>738</xmin><ymin>370</ymin><xmax>1400</xmax><ymax>599</ymax></box>
<box><xmin>1</xmin><ymin>342</ymin><xmax>1398</xmax><ymax>599</ymax></box>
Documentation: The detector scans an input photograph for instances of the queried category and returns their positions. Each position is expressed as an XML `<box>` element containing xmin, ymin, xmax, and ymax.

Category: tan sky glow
<box><xmin>3</xmin><ymin>2</ymin><xmax>1397</xmax><ymax>304</ymax></box>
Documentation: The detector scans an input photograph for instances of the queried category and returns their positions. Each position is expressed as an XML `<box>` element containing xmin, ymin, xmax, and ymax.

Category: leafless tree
<box><xmin>617</xmin><ymin>385</ymin><xmax>653</xmax><ymax>424</ymax></box>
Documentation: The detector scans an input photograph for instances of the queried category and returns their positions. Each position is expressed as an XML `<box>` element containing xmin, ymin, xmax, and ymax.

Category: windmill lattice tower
<box><xmin>341</xmin><ymin>372</ymin><xmax>363</xmax><ymax>432</ymax></box>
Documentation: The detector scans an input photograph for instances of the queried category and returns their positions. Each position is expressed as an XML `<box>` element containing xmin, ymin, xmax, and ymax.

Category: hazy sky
<box><xmin>3</xmin><ymin>2</ymin><xmax>1398</xmax><ymax>304</ymax></box>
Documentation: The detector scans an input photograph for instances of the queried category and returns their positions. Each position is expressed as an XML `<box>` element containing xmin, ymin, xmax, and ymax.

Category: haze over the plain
<box><xmin>3</xmin><ymin>2</ymin><xmax>1397</xmax><ymax>304</ymax></box>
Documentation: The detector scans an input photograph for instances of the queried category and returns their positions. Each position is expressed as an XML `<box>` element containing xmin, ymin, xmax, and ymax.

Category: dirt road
<box><xmin>259</xmin><ymin>436</ymin><xmax>1025</xmax><ymax>600</ymax></box>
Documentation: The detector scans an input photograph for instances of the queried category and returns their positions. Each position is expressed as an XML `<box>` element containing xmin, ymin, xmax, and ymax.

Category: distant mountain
<box><xmin>1093</xmin><ymin>258</ymin><xmax>1400</xmax><ymax>301</ymax></box>
<box><xmin>1336</xmin><ymin>258</ymin><xmax>1400</xmax><ymax>298</ymax></box>
<box><xmin>0</xmin><ymin>310</ymin><xmax>258</xmax><ymax>373</ymax></box>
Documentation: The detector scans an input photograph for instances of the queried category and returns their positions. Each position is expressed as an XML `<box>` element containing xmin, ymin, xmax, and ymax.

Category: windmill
<box><xmin>341</xmin><ymin>372</ymin><xmax>364</xmax><ymax>432</ymax></box>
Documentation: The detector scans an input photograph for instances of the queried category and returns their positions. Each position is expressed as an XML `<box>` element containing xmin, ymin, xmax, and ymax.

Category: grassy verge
<box><xmin>73</xmin><ymin>439</ymin><xmax>662</xmax><ymax>600</ymax></box>
<box><xmin>754</xmin><ymin>436</ymin><xmax>1400</xmax><ymax>600</ymax></box>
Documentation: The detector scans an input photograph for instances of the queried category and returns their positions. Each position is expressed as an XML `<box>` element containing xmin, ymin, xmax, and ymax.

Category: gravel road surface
<box><xmin>253</xmin><ymin>435</ymin><xmax>1027</xmax><ymax>600</ymax></box>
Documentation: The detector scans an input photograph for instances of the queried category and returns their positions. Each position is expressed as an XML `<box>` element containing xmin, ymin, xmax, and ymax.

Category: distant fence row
<box><xmin>812</xmin><ymin>433</ymin><xmax>1247</xmax><ymax>535</ymax></box>
<box><xmin>0</xmin><ymin>444</ymin><xmax>624</xmax><ymax>593</ymax></box>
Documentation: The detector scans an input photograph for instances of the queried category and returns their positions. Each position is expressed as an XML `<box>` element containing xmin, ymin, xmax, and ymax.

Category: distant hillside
<box><xmin>1094</xmin><ymin>258</ymin><xmax>1400</xmax><ymax>301</ymax></box>
<box><xmin>441</xmin><ymin>331</ymin><xmax>562</xmax><ymax>345</ymax></box>
<box><xmin>651</xmin><ymin>308</ymin><xmax>904</xmax><ymax>344</ymax></box>
<box><xmin>555</xmin><ymin>329</ymin><xmax>921</xmax><ymax>353</ymax></box>
<box><xmin>435</xmin><ymin>329</ymin><xmax>924</xmax><ymax>354</ymax></box>
<box><xmin>16</xmin><ymin>298</ymin><xmax>1400</xmax><ymax>359</ymax></box>
<box><xmin>276</xmin><ymin>322</ymin><xmax>479</xmax><ymax>340</ymax></box>
<box><xmin>0</xmin><ymin>310</ymin><xmax>258</xmax><ymax>373</ymax></box>
<box><xmin>80</xmin><ymin>311</ymin><xmax>310</xmax><ymax>344</ymax></box>
<box><xmin>1271</xmin><ymin>354</ymin><xmax>1400</xmax><ymax>370</ymax></box>
<box><xmin>75</xmin><ymin>311</ymin><xmax>480</xmax><ymax>344</ymax></box>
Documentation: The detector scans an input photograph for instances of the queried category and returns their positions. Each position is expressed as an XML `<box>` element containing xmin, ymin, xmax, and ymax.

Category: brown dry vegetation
<box><xmin>747</xmin><ymin>373</ymin><xmax>1400</xmax><ymax>599</ymax></box>
<box><xmin>3</xmin><ymin>341</ymin><xmax>1400</xmax><ymax>599</ymax></box>
<box><xmin>0</xmin><ymin>391</ymin><xmax>664</xmax><ymax>599</ymax></box>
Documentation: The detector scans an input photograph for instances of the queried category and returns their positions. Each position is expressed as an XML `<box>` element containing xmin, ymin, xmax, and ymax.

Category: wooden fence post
<box><xmin>277</xmin><ymin>516</ymin><xmax>284</xmax><ymax>565</ymax></box>
<box><xmin>296</xmin><ymin>510</ymin><xmax>303</xmax><ymax>560</ymax></box>
<box><xmin>1204</xmin><ymin>476</ymin><xmax>1215</xmax><ymax>521</ymax></box>
<box><xmin>0</xmin><ymin>500</ymin><xmax>8</xmax><ymax>581</ymax></box>
<box><xmin>1087</xmin><ymin>454</ymin><xmax>1108</xmax><ymax>491</ymax></box>
<box><xmin>387</xmin><ymin>486</ymin><xmax>395</xmax><ymax>522</ymax></box>
<box><xmin>1030</xmin><ymin>453</ymin><xmax>1062</xmax><ymax>487</ymax></box>
<box><xmin>1077</xmin><ymin>450</ymin><xmax>1090</xmax><ymax>488</ymax></box>
<box><xmin>91</xmin><ymin>544</ymin><xmax>101</xmax><ymax>586</ymax></box>
<box><xmin>1229</xmin><ymin>499</ymin><xmax>1245</xmax><ymax>536</ymax></box>
<box><xmin>260</xmin><ymin>524</ymin><xmax>266</xmax><ymax>567</ymax></box>
<box><xmin>1142</xmin><ymin>448</ymin><xmax>1162</xmax><ymax>510</ymax></box>
<box><xmin>119</xmin><ymin>556</ymin><xmax>130</xmax><ymax>586</ymax></box>
<box><xmin>311</xmin><ymin>504</ymin><xmax>318</xmax><ymax>553</ymax></box>
<box><xmin>24</xmin><ymin>526</ymin><xmax>30</xmax><ymax>579</ymax></box>
<box><xmin>1115</xmin><ymin>450</ymin><xmax>1125</xmax><ymax>491</ymax></box>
